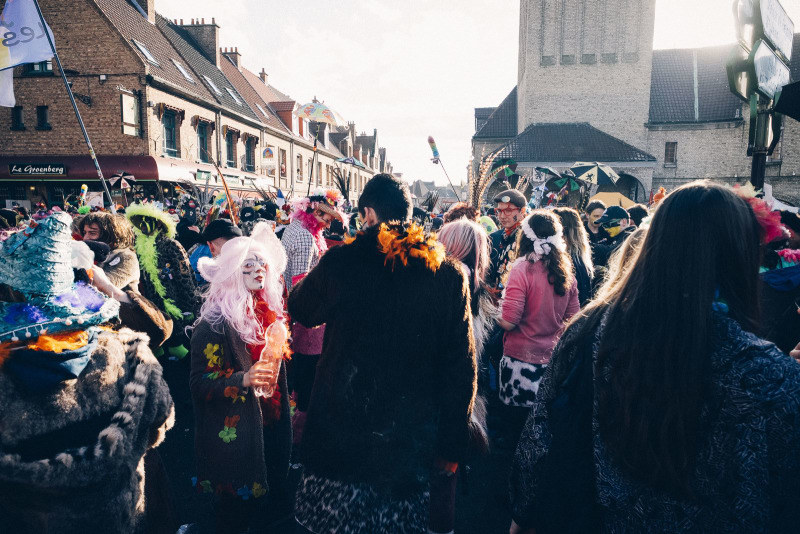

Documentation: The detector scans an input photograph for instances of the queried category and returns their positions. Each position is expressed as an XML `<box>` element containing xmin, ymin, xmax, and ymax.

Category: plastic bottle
<box><xmin>254</xmin><ymin>320</ymin><xmax>289</xmax><ymax>398</ymax></box>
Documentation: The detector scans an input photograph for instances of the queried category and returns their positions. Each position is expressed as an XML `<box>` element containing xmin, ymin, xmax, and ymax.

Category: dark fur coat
<box><xmin>0</xmin><ymin>328</ymin><xmax>175</xmax><ymax>533</ymax></box>
<box><xmin>287</xmin><ymin>224</ymin><xmax>478</xmax><ymax>496</ymax></box>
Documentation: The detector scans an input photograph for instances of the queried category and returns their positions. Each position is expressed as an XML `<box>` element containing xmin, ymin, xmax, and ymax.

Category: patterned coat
<box><xmin>281</xmin><ymin>218</ymin><xmax>324</xmax><ymax>355</ymax></box>
<box><xmin>511</xmin><ymin>311</ymin><xmax>800</xmax><ymax>532</ymax></box>
<box><xmin>189</xmin><ymin>318</ymin><xmax>290</xmax><ymax>500</ymax></box>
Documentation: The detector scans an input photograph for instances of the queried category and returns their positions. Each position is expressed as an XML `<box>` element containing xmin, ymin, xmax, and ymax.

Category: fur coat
<box><xmin>0</xmin><ymin>328</ymin><xmax>175</xmax><ymax>533</ymax></box>
<box><xmin>287</xmin><ymin>223</ymin><xmax>477</xmax><ymax>496</ymax></box>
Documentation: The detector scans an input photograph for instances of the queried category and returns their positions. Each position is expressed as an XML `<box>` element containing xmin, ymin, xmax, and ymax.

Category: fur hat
<box><xmin>0</xmin><ymin>213</ymin><xmax>119</xmax><ymax>343</ymax></box>
<box><xmin>125</xmin><ymin>202</ymin><xmax>177</xmax><ymax>238</ymax></box>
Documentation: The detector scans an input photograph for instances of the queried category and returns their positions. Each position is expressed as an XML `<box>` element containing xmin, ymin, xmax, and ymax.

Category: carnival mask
<box><xmin>242</xmin><ymin>253</ymin><xmax>268</xmax><ymax>291</ymax></box>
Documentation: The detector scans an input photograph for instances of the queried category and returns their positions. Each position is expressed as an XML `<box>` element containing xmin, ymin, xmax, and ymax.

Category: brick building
<box><xmin>473</xmin><ymin>0</ymin><xmax>800</xmax><ymax>204</ymax></box>
<box><xmin>0</xmin><ymin>0</ymin><xmax>395</xmax><ymax>209</ymax></box>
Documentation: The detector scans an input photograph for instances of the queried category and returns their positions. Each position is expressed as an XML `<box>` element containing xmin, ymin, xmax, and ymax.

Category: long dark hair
<box><xmin>564</xmin><ymin>181</ymin><xmax>761</xmax><ymax>496</ymax></box>
<box><xmin>516</xmin><ymin>210</ymin><xmax>573</xmax><ymax>296</ymax></box>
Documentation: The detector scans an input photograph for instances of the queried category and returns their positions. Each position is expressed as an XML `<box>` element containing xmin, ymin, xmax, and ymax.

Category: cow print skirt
<box><xmin>499</xmin><ymin>355</ymin><xmax>547</xmax><ymax>407</ymax></box>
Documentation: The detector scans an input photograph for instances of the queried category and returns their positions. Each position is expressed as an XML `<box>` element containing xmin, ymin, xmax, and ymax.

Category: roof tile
<box><xmin>474</xmin><ymin>87</ymin><xmax>517</xmax><ymax>139</ymax></box>
<box><xmin>497</xmin><ymin>123</ymin><xmax>656</xmax><ymax>163</ymax></box>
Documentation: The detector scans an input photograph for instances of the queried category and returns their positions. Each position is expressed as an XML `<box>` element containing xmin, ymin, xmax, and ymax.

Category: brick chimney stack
<box><xmin>259</xmin><ymin>68</ymin><xmax>268</xmax><ymax>85</ymax></box>
<box><xmin>178</xmin><ymin>17</ymin><xmax>221</xmax><ymax>67</ymax></box>
<box><xmin>221</xmin><ymin>46</ymin><xmax>242</xmax><ymax>70</ymax></box>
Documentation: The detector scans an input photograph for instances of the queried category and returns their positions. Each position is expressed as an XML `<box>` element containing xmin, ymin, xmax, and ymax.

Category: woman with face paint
<box><xmin>191</xmin><ymin>221</ymin><xmax>293</xmax><ymax>533</ymax></box>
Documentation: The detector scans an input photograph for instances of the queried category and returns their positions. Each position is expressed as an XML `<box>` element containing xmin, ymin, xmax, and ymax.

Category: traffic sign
<box><xmin>734</xmin><ymin>0</ymin><xmax>794</xmax><ymax>62</ymax></box>
<box><xmin>752</xmin><ymin>40</ymin><xmax>790</xmax><ymax>99</ymax></box>
<box><xmin>726</xmin><ymin>40</ymin><xmax>790</xmax><ymax>101</ymax></box>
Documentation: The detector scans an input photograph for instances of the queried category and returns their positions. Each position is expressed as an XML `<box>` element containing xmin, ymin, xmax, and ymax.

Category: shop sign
<box><xmin>9</xmin><ymin>163</ymin><xmax>67</xmax><ymax>176</ymax></box>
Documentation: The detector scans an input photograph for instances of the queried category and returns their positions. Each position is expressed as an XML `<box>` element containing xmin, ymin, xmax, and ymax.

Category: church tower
<box><xmin>517</xmin><ymin>0</ymin><xmax>657</xmax><ymax>149</ymax></box>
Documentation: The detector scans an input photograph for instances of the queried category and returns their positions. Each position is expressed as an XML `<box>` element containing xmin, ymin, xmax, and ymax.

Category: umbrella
<box><xmin>535</xmin><ymin>166</ymin><xmax>562</xmax><ymax>179</ymax></box>
<box><xmin>109</xmin><ymin>171</ymin><xmax>136</xmax><ymax>188</ymax></box>
<box><xmin>295</xmin><ymin>101</ymin><xmax>346</xmax><ymax>127</ymax></box>
<box><xmin>590</xmin><ymin>192</ymin><xmax>635</xmax><ymax>209</ymax></box>
<box><xmin>569</xmin><ymin>162</ymin><xmax>619</xmax><ymax>185</ymax></box>
<box><xmin>336</xmin><ymin>156</ymin><xmax>367</xmax><ymax>170</ymax></box>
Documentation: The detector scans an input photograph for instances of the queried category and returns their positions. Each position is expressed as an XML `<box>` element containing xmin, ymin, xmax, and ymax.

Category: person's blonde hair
<box><xmin>594</xmin><ymin>226</ymin><xmax>647</xmax><ymax>302</ymax></box>
<box><xmin>553</xmin><ymin>207</ymin><xmax>594</xmax><ymax>278</ymax></box>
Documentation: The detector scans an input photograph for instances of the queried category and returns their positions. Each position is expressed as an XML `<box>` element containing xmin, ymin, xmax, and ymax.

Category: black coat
<box><xmin>288</xmin><ymin>224</ymin><xmax>477</xmax><ymax>496</ymax></box>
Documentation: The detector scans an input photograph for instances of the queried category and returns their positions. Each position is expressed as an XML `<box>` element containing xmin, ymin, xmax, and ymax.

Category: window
<box><xmin>296</xmin><ymin>154</ymin><xmax>303</xmax><ymax>181</ymax></box>
<box><xmin>203</xmin><ymin>75</ymin><xmax>221</xmax><ymax>95</ymax></box>
<box><xmin>162</xmin><ymin>110</ymin><xmax>178</xmax><ymax>157</ymax></box>
<box><xmin>245</xmin><ymin>138</ymin><xmax>255</xmax><ymax>172</ymax></box>
<box><xmin>11</xmin><ymin>106</ymin><xmax>24</xmax><ymax>131</ymax></box>
<box><xmin>317</xmin><ymin>162</ymin><xmax>322</xmax><ymax>185</ymax></box>
<box><xmin>664</xmin><ymin>142</ymin><xmax>677</xmax><ymax>166</ymax></box>
<box><xmin>172</xmin><ymin>59</ymin><xmax>194</xmax><ymax>83</ymax></box>
<box><xmin>198</xmin><ymin>123</ymin><xmax>209</xmax><ymax>163</ymax></box>
<box><xmin>255</xmin><ymin>103</ymin><xmax>268</xmax><ymax>117</ymax></box>
<box><xmin>225</xmin><ymin>87</ymin><xmax>242</xmax><ymax>105</ymax></box>
<box><xmin>279</xmin><ymin>149</ymin><xmax>287</xmax><ymax>177</ymax></box>
<box><xmin>133</xmin><ymin>40</ymin><xmax>159</xmax><ymax>66</ymax></box>
<box><xmin>226</xmin><ymin>130</ymin><xmax>236</xmax><ymax>167</ymax></box>
<box><xmin>23</xmin><ymin>60</ymin><xmax>53</xmax><ymax>76</ymax></box>
<box><xmin>121</xmin><ymin>93</ymin><xmax>139</xmax><ymax>136</ymax></box>
<box><xmin>35</xmin><ymin>105</ymin><xmax>51</xmax><ymax>130</ymax></box>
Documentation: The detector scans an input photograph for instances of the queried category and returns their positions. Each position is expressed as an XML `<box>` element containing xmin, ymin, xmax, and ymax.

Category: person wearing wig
<box><xmin>497</xmin><ymin>210</ymin><xmax>579</xmax><ymax>440</ymax></box>
<box><xmin>191</xmin><ymin>221</ymin><xmax>293</xmax><ymax>533</ymax></box>
<box><xmin>281</xmin><ymin>189</ymin><xmax>347</xmax><ymax>418</ymax></box>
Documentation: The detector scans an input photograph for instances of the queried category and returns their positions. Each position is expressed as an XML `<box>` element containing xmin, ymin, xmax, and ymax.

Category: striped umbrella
<box><xmin>569</xmin><ymin>162</ymin><xmax>619</xmax><ymax>185</ymax></box>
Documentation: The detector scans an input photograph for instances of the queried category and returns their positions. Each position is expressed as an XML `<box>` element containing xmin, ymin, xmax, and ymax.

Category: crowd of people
<box><xmin>1</xmin><ymin>174</ymin><xmax>799</xmax><ymax>533</ymax></box>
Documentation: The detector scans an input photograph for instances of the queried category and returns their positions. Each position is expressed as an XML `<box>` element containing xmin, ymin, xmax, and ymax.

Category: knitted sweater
<box><xmin>501</xmin><ymin>259</ymin><xmax>579</xmax><ymax>364</ymax></box>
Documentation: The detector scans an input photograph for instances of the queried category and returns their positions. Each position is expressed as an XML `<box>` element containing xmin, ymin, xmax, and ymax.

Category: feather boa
<box><xmin>291</xmin><ymin>209</ymin><xmax>328</xmax><ymax>254</ymax></box>
<box><xmin>375</xmin><ymin>222</ymin><xmax>445</xmax><ymax>272</ymax></box>
<box><xmin>133</xmin><ymin>231</ymin><xmax>183</xmax><ymax>320</ymax></box>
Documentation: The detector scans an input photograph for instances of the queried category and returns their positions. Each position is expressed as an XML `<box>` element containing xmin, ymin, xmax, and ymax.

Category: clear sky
<box><xmin>157</xmin><ymin>0</ymin><xmax>799</xmax><ymax>185</ymax></box>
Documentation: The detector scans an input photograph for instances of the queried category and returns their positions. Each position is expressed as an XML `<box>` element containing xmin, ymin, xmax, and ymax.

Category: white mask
<box><xmin>242</xmin><ymin>254</ymin><xmax>267</xmax><ymax>291</ymax></box>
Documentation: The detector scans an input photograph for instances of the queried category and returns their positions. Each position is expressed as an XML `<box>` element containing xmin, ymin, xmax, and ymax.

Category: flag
<box><xmin>0</xmin><ymin>0</ymin><xmax>55</xmax><ymax>69</ymax></box>
<box><xmin>0</xmin><ymin>0</ymin><xmax>56</xmax><ymax>107</ymax></box>
<box><xmin>0</xmin><ymin>68</ymin><xmax>13</xmax><ymax>107</ymax></box>
<box><xmin>276</xmin><ymin>188</ymin><xmax>285</xmax><ymax>207</ymax></box>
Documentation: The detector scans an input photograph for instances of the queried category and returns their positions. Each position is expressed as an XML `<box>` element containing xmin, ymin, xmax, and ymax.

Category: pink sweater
<box><xmin>501</xmin><ymin>259</ymin><xmax>580</xmax><ymax>364</ymax></box>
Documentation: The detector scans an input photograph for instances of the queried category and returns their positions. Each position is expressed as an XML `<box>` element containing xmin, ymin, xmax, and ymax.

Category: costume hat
<box><xmin>0</xmin><ymin>212</ymin><xmax>119</xmax><ymax>343</ymax></box>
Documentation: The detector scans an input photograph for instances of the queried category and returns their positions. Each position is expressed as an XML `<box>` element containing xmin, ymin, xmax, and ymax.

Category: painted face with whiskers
<box><xmin>242</xmin><ymin>253</ymin><xmax>268</xmax><ymax>291</ymax></box>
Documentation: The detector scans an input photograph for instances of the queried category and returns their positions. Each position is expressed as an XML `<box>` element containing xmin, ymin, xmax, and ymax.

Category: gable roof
<box><xmin>93</xmin><ymin>0</ymin><xmax>214</xmax><ymax>101</ymax></box>
<box><xmin>219</xmin><ymin>55</ymin><xmax>289</xmax><ymax>133</ymax></box>
<box><xmin>241</xmin><ymin>67</ymin><xmax>292</xmax><ymax>103</ymax></box>
<box><xmin>649</xmin><ymin>44</ymin><xmax>743</xmax><ymax>124</ymax></box>
<box><xmin>356</xmin><ymin>133</ymin><xmax>376</xmax><ymax>154</ymax></box>
<box><xmin>156</xmin><ymin>15</ymin><xmax>260</xmax><ymax>122</ymax></box>
<box><xmin>496</xmin><ymin>123</ymin><xmax>656</xmax><ymax>164</ymax></box>
<box><xmin>474</xmin><ymin>87</ymin><xmax>517</xmax><ymax>140</ymax></box>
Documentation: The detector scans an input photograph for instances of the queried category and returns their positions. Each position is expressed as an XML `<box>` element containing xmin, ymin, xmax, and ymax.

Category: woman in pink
<box><xmin>498</xmin><ymin>210</ymin><xmax>579</xmax><ymax>423</ymax></box>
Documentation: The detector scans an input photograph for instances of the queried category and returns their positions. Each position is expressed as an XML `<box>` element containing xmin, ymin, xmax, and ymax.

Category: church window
<box><xmin>664</xmin><ymin>142</ymin><xmax>678</xmax><ymax>166</ymax></box>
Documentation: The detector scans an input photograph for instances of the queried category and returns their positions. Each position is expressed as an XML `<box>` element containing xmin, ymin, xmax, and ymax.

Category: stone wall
<box><xmin>517</xmin><ymin>0</ymin><xmax>658</xmax><ymax>149</ymax></box>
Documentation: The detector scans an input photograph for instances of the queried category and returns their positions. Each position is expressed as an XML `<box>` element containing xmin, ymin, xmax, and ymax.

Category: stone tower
<box><xmin>517</xmin><ymin>0</ymin><xmax>658</xmax><ymax>149</ymax></box>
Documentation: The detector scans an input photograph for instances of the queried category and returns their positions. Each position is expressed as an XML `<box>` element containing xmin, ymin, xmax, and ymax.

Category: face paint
<box><xmin>242</xmin><ymin>254</ymin><xmax>268</xmax><ymax>291</ymax></box>
<box><xmin>605</xmin><ymin>225</ymin><xmax>622</xmax><ymax>238</ymax></box>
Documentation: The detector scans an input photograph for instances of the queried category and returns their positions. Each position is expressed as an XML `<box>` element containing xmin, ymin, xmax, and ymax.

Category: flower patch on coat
<box><xmin>219</xmin><ymin>415</ymin><xmax>241</xmax><ymax>443</ymax></box>
<box><xmin>203</xmin><ymin>343</ymin><xmax>233</xmax><ymax>380</ymax></box>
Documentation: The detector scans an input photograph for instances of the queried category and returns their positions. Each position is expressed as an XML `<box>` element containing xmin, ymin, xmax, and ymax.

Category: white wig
<box><xmin>197</xmin><ymin>221</ymin><xmax>287</xmax><ymax>345</ymax></box>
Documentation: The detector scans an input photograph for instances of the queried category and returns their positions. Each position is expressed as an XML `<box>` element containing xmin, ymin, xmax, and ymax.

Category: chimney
<box><xmin>259</xmin><ymin>68</ymin><xmax>268</xmax><ymax>85</ymax></box>
<box><xmin>178</xmin><ymin>17</ymin><xmax>221</xmax><ymax>67</ymax></box>
<box><xmin>221</xmin><ymin>46</ymin><xmax>242</xmax><ymax>69</ymax></box>
<box><xmin>144</xmin><ymin>0</ymin><xmax>155</xmax><ymax>23</ymax></box>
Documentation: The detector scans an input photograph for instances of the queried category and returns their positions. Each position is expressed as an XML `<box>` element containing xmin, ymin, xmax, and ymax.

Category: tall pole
<box><xmin>32</xmin><ymin>0</ymin><xmax>115</xmax><ymax>213</ymax></box>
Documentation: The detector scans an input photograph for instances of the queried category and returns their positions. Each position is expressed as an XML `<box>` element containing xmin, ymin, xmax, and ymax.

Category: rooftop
<box><xmin>496</xmin><ymin>123</ymin><xmax>657</xmax><ymax>164</ymax></box>
<box><xmin>473</xmin><ymin>87</ymin><xmax>517</xmax><ymax>140</ymax></box>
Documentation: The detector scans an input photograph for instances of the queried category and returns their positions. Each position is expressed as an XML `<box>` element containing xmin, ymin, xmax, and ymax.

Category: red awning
<box><xmin>0</xmin><ymin>155</ymin><xmax>159</xmax><ymax>181</ymax></box>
